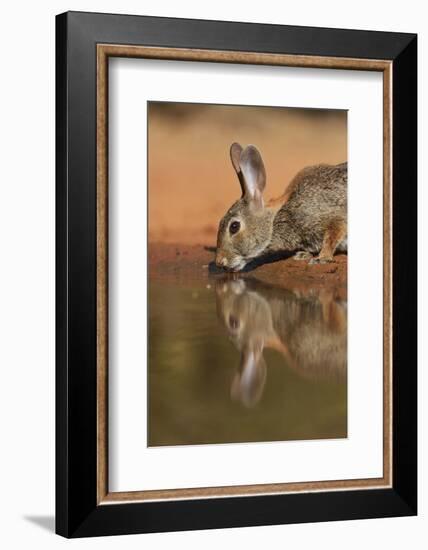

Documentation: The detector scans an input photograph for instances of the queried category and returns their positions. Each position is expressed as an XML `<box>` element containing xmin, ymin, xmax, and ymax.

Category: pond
<box><xmin>148</xmin><ymin>276</ymin><xmax>347</xmax><ymax>447</ymax></box>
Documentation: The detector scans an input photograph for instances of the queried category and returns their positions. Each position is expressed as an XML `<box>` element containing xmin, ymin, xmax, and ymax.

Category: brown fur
<box><xmin>314</xmin><ymin>218</ymin><xmax>347</xmax><ymax>263</ymax></box>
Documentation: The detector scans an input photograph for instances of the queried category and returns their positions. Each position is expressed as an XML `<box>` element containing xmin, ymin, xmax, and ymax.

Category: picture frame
<box><xmin>56</xmin><ymin>10</ymin><xmax>417</xmax><ymax>538</ymax></box>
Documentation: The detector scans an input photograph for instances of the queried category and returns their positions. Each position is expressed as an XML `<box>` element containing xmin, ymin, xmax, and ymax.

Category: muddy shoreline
<box><xmin>149</xmin><ymin>242</ymin><xmax>347</xmax><ymax>298</ymax></box>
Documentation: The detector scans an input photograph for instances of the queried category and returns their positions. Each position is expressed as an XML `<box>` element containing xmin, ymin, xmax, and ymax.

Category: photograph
<box><xmin>147</xmin><ymin>101</ymin><xmax>348</xmax><ymax>446</ymax></box>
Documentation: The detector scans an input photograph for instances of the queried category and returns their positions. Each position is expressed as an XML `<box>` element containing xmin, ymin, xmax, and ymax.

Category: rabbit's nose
<box><xmin>216</xmin><ymin>254</ymin><xmax>228</xmax><ymax>268</ymax></box>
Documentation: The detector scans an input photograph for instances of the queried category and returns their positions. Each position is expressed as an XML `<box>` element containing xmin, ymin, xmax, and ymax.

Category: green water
<box><xmin>148</xmin><ymin>276</ymin><xmax>347</xmax><ymax>446</ymax></box>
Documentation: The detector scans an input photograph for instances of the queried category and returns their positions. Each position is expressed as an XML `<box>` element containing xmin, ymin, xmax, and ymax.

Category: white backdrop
<box><xmin>109</xmin><ymin>59</ymin><xmax>383</xmax><ymax>493</ymax></box>
<box><xmin>0</xmin><ymin>1</ymin><xmax>425</xmax><ymax>548</ymax></box>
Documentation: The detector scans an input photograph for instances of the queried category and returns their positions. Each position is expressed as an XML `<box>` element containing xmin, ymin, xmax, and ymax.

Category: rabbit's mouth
<box><xmin>225</xmin><ymin>259</ymin><xmax>247</xmax><ymax>272</ymax></box>
<box><xmin>215</xmin><ymin>252</ymin><xmax>247</xmax><ymax>272</ymax></box>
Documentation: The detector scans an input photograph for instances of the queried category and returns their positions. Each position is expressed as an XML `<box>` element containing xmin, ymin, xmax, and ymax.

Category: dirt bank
<box><xmin>149</xmin><ymin>242</ymin><xmax>347</xmax><ymax>298</ymax></box>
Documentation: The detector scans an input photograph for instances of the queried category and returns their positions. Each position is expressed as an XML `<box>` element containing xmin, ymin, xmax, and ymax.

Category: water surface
<box><xmin>148</xmin><ymin>276</ymin><xmax>347</xmax><ymax>446</ymax></box>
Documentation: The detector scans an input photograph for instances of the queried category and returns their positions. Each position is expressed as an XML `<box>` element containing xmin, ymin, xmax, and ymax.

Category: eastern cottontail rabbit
<box><xmin>215</xmin><ymin>143</ymin><xmax>347</xmax><ymax>271</ymax></box>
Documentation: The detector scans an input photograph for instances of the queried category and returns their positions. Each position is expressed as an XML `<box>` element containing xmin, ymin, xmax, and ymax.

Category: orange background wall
<box><xmin>148</xmin><ymin>102</ymin><xmax>347</xmax><ymax>245</ymax></box>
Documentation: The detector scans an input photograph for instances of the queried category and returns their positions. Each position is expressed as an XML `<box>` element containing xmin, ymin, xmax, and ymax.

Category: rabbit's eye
<box><xmin>229</xmin><ymin>221</ymin><xmax>240</xmax><ymax>235</ymax></box>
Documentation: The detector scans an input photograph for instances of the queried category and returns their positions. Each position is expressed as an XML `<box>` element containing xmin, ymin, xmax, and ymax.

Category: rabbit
<box><xmin>215</xmin><ymin>277</ymin><xmax>347</xmax><ymax>407</ymax></box>
<box><xmin>215</xmin><ymin>142</ymin><xmax>347</xmax><ymax>271</ymax></box>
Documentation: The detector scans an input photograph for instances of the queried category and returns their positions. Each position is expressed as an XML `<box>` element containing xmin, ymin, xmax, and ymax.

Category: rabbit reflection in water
<box><xmin>216</xmin><ymin>143</ymin><xmax>347</xmax><ymax>272</ymax></box>
<box><xmin>215</xmin><ymin>278</ymin><xmax>347</xmax><ymax>408</ymax></box>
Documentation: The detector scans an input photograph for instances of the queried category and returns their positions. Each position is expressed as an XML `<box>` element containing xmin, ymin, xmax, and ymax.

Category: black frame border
<box><xmin>56</xmin><ymin>11</ymin><xmax>417</xmax><ymax>538</ymax></box>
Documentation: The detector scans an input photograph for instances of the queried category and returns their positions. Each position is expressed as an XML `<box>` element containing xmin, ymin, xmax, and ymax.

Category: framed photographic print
<box><xmin>56</xmin><ymin>11</ymin><xmax>417</xmax><ymax>537</ymax></box>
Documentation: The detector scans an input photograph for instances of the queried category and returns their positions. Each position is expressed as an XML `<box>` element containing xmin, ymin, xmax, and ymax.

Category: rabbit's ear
<box><xmin>239</xmin><ymin>145</ymin><xmax>266</xmax><ymax>209</ymax></box>
<box><xmin>230</xmin><ymin>142</ymin><xmax>246</xmax><ymax>196</ymax></box>
<box><xmin>230</xmin><ymin>142</ymin><xmax>243</xmax><ymax>174</ymax></box>
<box><xmin>231</xmin><ymin>343</ymin><xmax>267</xmax><ymax>407</ymax></box>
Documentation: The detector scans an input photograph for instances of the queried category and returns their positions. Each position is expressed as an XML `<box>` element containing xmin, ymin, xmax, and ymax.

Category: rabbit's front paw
<box><xmin>309</xmin><ymin>256</ymin><xmax>333</xmax><ymax>265</ymax></box>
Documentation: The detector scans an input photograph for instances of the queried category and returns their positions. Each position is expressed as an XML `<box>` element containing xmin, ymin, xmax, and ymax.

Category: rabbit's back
<box><xmin>272</xmin><ymin>162</ymin><xmax>347</xmax><ymax>252</ymax></box>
